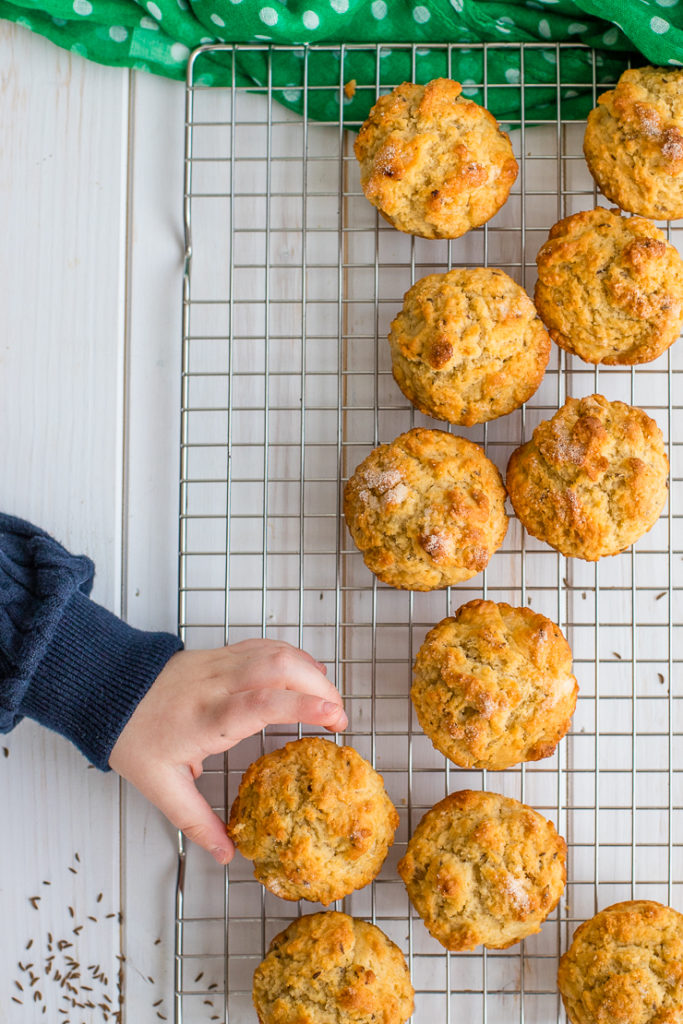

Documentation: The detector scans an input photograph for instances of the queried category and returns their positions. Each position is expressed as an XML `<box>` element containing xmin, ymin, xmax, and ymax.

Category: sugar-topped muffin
<box><xmin>558</xmin><ymin>900</ymin><xmax>683</xmax><ymax>1024</ymax></box>
<box><xmin>398</xmin><ymin>789</ymin><xmax>566</xmax><ymax>951</ymax></box>
<box><xmin>584</xmin><ymin>66</ymin><xmax>683</xmax><ymax>219</ymax></box>
<box><xmin>389</xmin><ymin>267</ymin><xmax>550</xmax><ymax>424</ymax></box>
<box><xmin>535</xmin><ymin>207</ymin><xmax>683</xmax><ymax>365</ymax></box>
<box><xmin>344</xmin><ymin>427</ymin><xmax>508</xmax><ymax>591</ymax></box>
<box><xmin>252</xmin><ymin>912</ymin><xmax>414</xmax><ymax>1024</ymax></box>
<box><xmin>228</xmin><ymin>737</ymin><xmax>398</xmax><ymax>906</ymax></box>
<box><xmin>412</xmin><ymin>601</ymin><xmax>578</xmax><ymax>770</ymax></box>
<box><xmin>506</xmin><ymin>394</ymin><xmax>669</xmax><ymax>560</ymax></box>
<box><xmin>355</xmin><ymin>78</ymin><xmax>518</xmax><ymax>238</ymax></box>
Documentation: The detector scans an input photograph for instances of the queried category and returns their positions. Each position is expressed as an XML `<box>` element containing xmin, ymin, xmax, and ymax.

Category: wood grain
<box><xmin>0</xmin><ymin>23</ymin><xmax>128</xmax><ymax>1021</ymax></box>
<box><xmin>122</xmin><ymin>69</ymin><xmax>186</xmax><ymax>1017</ymax></box>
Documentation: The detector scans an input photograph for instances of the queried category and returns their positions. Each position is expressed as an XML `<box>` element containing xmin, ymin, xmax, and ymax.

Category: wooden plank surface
<box><xmin>122</xmin><ymin>69</ymin><xmax>186</xmax><ymax>1019</ymax></box>
<box><xmin>1</xmin><ymin>33</ymin><xmax>199</xmax><ymax>1019</ymax></box>
<box><xmin>0</xmin><ymin>24</ymin><xmax>129</xmax><ymax>1021</ymax></box>
<box><xmin>0</xmin><ymin>22</ymin><xmax>233</xmax><ymax>1019</ymax></box>
<box><xmin>4</xmin><ymin>28</ymin><xmax>681</xmax><ymax>1024</ymax></box>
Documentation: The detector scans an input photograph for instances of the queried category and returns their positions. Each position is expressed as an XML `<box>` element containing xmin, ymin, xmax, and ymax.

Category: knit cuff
<box><xmin>22</xmin><ymin>589</ymin><xmax>183</xmax><ymax>770</ymax></box>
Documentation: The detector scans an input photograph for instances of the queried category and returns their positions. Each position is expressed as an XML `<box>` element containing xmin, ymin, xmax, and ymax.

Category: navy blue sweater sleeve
<box><xmin>0</xmin><ymin>513</ymin><xmax>183</xmax><ymax>770</ymax></box>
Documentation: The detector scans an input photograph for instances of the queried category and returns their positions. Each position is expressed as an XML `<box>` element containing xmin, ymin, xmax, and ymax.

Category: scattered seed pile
<box><xmin>8</xmin><ymin>838</ymin><xmax>225</xmax><ymax>1022</ymax></box>
<box><xmin>12</xmin><ymin>854</ymin><xmax>125</xmax><ymax>1023</ymax></box>
<box><xmin>10</xmin><ymin>852</ymin><xmax>183</xmax><ymax>1023</ymax></box>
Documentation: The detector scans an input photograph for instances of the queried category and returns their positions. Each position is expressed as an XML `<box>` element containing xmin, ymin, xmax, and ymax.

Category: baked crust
<box><xmin>228</xmin><ymin>737</ymin><xmax>398</xmax><ymax>906</ymax></box>
<box><xmin>558</xmin><ymin>900</ymin><xmax>683</xmax><ymax>1024</ymax></box>
<box><xmin>584</xmin><ymin>66</ymin><xmax>683</xmax><ymax>219</ymax></box>
<box><xmin>354</xmin><ymin>78</ymin><xmax>518</xmax><ymax>239</ymax></box>
<box><xmin>535</xmin><ymin>207</ymin><xmax>683</xmax><ymax>365</ymax></box>
<box><xmin>411</xmin><ymin>601</ymin><xmax>578</xmax><ymax>770</ymax></box>
<box><xmin>343</xmin><ymin>427</ymin><xmax>508</xmax><ymax>591</ymax></box>
<box><xmin>397</xmin><ymin>789</ymin><xmax>566</xmax><ymax>951</ymax></box>
<box><xmin>506</xmin><ymin>394</ymin><xmax>669</xmax><ymax>560</ymax></box>
<box><xmin>389</xmin><ymin>267</ymin><xmax>550</xmax><ymax>424</ymax></box>
<box><xmin>252</xmin><ymin>912</ymin><xmax>415</xmax><ymax>1024</ymax></box>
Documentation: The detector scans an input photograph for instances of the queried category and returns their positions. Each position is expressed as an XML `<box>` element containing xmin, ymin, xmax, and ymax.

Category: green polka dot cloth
<box><xmin>3</xmin><ymin>0</ymin><xmax>683</xmax><ymax>124</ymax></box>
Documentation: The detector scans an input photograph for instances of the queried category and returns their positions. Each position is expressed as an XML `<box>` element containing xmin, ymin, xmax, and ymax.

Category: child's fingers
<box><xmin>223</xmin><ymin>638</ymin><xmax>327</xmax><ymax>674</ymax></box>
<box><xmin>230</xmin><ymin>637</ymin><xmax>317</xmax><ymax>659</ymax></box>
<box><xmin>242</xmin><ymin>648</ymin><xmax>341</xmax><ymax>703</ymax></box>
<box><xmin>233</xmin><ymin>638</ymin><xmax>327</xmax><ymax>671</ymax></box>
<box><xmin>209</xmin><ymin>643</ymin><xmax>339</xmax><ymax>703</ymax></box>
<box><xmin>151</xmin><ymin>766</ymin><xmax>235</xmax><ymax>865</ymax></box>
<box><xmin>208</xmin><ymin>689</ymin><xmax>348</xmax><ymax>752</ymax></box>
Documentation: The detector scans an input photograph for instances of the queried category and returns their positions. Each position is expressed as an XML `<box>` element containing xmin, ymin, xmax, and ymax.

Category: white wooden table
<box><xmin>1</xmin><ymin>25</ymin><xmax>186</xmax><ymax>1019</ymax></box>
<box><xmin>3</xmin><ymin>31</ymin><xmax>681</xmax><ymax>1024</ymax></box>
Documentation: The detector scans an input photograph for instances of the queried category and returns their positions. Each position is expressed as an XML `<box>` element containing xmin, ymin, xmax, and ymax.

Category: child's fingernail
<box><xmin>322</xmin><ymin>701</ymin><xmax>342</xmax><ymax>716</ymax></box>
<box><xmin>213</xmin><ymin>847</ymin><xmax>230</xmax><ymax>864</ymax></box>
<box><xmin>316</xmin><ymin>661</ymin><xmax>327</xmax><ymax>674</ymax></box>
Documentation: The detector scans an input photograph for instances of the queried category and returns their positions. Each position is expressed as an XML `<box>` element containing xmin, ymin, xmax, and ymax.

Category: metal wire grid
<box><xmin>176</xmin><ymin>43</ymin><xmax>683</xmax><ymax>1024</ymax></box>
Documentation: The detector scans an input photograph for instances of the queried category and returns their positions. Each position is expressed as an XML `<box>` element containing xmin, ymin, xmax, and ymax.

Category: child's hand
<box><xmin>109</xmin><ymin>639</ymin><xmax>347</xmax><ymax>864</ymax></box>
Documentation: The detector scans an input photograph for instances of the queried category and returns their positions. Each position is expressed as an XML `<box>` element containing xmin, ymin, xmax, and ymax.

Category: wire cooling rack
<box><xmin>176</xmin><ymin>42</ymin><xmax>683</xmax><ymax>1024</ymax></box>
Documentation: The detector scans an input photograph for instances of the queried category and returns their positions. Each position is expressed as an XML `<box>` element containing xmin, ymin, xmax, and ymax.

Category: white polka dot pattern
<box><xmin>7</xmin><ymin>0</ymin><xmax>683</xmax><ymax>134</ymax></box>
<box><xmin>259</xmin><ymin>6</ymin><xmax>278</xmax><ymax>26</ymax></box>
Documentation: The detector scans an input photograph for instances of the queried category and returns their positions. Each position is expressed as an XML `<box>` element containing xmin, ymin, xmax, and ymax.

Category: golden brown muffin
<box><xmin>558</xmin><ymin>901</ymin><xmax>683</xmax><ymax>1024</ymax></box>
<box><xmin>506</xmin><ymin>394</ymin><xmax>669</xmax><ymax>561</ymax></box>
<box><xmin>343</xmin><ymin>427</ymin><xmax>508</xmax><ymax>591</ymax></box>
<box><xmin>354</xmin><ymin>78</ymin><xmax>518</xmax><ymax>239</ymax></box>
<box><xmin>397</xmin><ymin>789</ymin><xmax>566</xmax><ymax>951</ymax></box>
<box><xmin>228</xmin><ymin>737</ymin><xmax>398</xmax><ymax>906</ymax></box>
<box><xmin>252</xmin><ymin>912</ymin><xmax>414</xmax><ymax>1024</ymax></box>
<box><xmin>388</xmin><ymin>268</ymin><xmax>550</xmax><ymax>425</ymax></box>
<box><xmin>411</xmin><ymin>601</ymin><xmax>578</xmax><ymax>770</ymax></box>
<box><xmin>584</xmin><ymin>66</ymin><xmax>683</xmax><ymax>219</ymax></box>
<box><xmin>535</xmin><ymin>207</ymin><xmax>683</xmax><ymax>365</ymax></box>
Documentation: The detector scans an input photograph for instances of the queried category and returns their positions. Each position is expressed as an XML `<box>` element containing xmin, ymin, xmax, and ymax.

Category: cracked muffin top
<box><xmin>228</xmin><ymin>737</ymin><xmax>398</xmax><ymax>906</ymax></box>
<box><xmin>252</xmin><ymin>912</ymin><xmax>414</xmax><ymax>1024</ymax></box>
<box><xmin>584</xmin><ymin>66</ymin><xmax>683</xmax><ymax>219</ymax></box>
<box><xmin>344</xmin><ymin>427</ymin><xmax>508</xmax><ymax>591</ymax></box>
<box><xmin>411</xmin><ymin>600</ymin><xmax>578</xmax><ymax>771</ymax></box>
<box><xmin>506</xmin><ymin>394</ymin><xmax>669</xmax><ymax>560</ymax></box>
<box><xmin>558</xmin><ymin>900</ymin><xmax>683</xmax><ymax>1024</ymax></box>
<box><xmin>397</xmin><ymin>789</ymin><xmax>566</xmax><ymax>951</ymax></box>
<box><xmin>354</xmin><ymin>78</ymin><xmax>518</xmax><ymax>239</ymax></box>
<box><xmin>535</xmin><ymin>207</ymin><xmax>683</xmax><ymax>365</ymax></box>
<box><xmin>389</xmin><ymin>267</ymin><xmax>550</xmax><ymax>425</ymax></box>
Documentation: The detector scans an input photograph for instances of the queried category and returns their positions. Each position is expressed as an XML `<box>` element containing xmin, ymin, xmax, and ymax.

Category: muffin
<box><xmin>411</xmin><ymin>601</ymin><xmax>578</xmax><ymax>770</ymax></box>
<box><xmin>558</xmin><ymin>900</ymin><xmax>683</xmax><ymax>1024</ymax></box>
<box><xmin>228</xmin><ymin>737</ymin><xmax>398</xmax><ymax>906</ymax></box>
<box><xmin>354</xmin><ymin>78</ymin><xmax>518</xmax><ymax>239</ymax></box>
<box><xmin>252</xmin><ymin>912</ymin><xmax>415</xmax><ymax>1024</ymax></box>
<box><xmin>584</xmin><ymin>66</ymin><xmax>683</xmax><ymax>219</ymax></box>
<box><xmin>343</xmin><ymin>427</ymin><xmax>508</xmax><ymax>591</ymax></box>
<box><xmin>506</xmin><ymin>394</ymin><xmax>669</xmax><ymax>560</ymax></box>
<box><xmin>389</xmin><ymin>267</ymin><xmax>551</xmax><ymax>425</ymax></box>
<box><xmin>535</xmin><ymin>207</ymin><xmax>683</xmax><ymax>365</ymax></box>
<box><xmin>397</xmin><ymin>789</ymin><xmax>566</xmax><ymax>951</ymax></box>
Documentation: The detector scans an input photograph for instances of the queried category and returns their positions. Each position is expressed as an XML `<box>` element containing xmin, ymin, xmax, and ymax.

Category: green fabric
<box><xmin>2</xmin><ymin>0</ymin><xmax>681</xmax><ymax>125</ymax></box>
